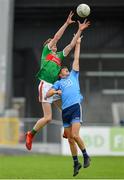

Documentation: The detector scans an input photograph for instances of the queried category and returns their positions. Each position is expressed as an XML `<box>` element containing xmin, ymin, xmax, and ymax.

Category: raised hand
<box><xmin>78</xmin><ymin>19</ymin><xmax>90</xmax><ymax>31</ymax></box>
<box><xmin>66</xmin><ymin>11</ymin><xmax>75</xmax><ymax>25</ymax></box>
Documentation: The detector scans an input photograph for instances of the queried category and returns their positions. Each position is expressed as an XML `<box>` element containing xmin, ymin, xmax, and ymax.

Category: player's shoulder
<box><xmin>56</xmin><ymin>50</ymin><xmax>66</xmax><ymax>58</ymax></box>
<box><xmin>42</xmin><ymin>44</ymin><xmax>51</xmax><ymax>52</ymax></box>
<box><xmin>41</xmin><ymin>45</ymin><xmax>51</xmax><ymax>58</ymax></box>
<box><xmin>56</xmin><ymin>51</ymin><xmax>62</xmax><ymax>56</ymax></box>
<box><xmin>52</xmin><ymin>80</ymin><xmax>61</xmax><ymax>89</ymax></box>
<box><xmin>70</xmin><ymin>69</ymin><xmax>79</xmax><ymax>75</ymax></box>
<box><xmin>54</xmin><ymin>80</ymin><xmax>60</xmax><ymax>85</ymax></box>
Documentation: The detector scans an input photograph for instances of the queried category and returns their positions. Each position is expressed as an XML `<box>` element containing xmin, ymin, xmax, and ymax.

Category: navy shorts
<box><xmin>62</xmin><ymin>103</ymin><xmax>82</xmax><ymax>128</ymax></box>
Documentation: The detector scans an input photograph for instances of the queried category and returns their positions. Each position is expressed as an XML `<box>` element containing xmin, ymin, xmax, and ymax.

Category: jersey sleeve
<box><xmin>52</xmin><ymin>80</ymin><xmax>60</xmax><ymax>90</ymax></box>
<box><xmin>41</xmin><ymin>44</ymin><xmax>51</xmax><ymax>62</ymax></box>
<box><xmin>70</xmin><ymin>69</ymin><xmax>79</xmax><ymax>76</ymax></box>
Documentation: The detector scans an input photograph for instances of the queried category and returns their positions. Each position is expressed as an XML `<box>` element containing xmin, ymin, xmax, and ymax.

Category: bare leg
<box><xmin>71</xmin><ymin>122</ymin><xmax>90</xmax><ymax>168</ymax></box>
<box><xmin>71</xmin><ymin>122</ymin><xmax>85</xmax><ymax>150</ymax></box>
<box><xmin>65</xmin><ymin>126</ymin><xmax>82</xmax><ymax>176</ymax></box>
<box><xmin>25</xmin><ymin>102</ymin><xmax>52</xmax><ymax>150</ymax></box>
<box><xmin>64</xmin><ymin>127</ymin><xmax>77</xmax><ymax>156</ymax></box>
<box><xmin>53</xmin><ymin>99</ymin><xmax>67</xmax><ymax>138</ymax></box>
<box><xmin>33</xmin><ymin>102</ymin><xmax>52</xmax><ymax>131</ymax></box>
<box><xmin>53</xmin><ymin>99</ymin><xmax>62</xmax><ymax>111</ymax></box>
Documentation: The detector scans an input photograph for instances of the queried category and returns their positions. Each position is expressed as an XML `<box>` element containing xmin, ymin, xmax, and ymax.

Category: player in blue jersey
<box><xmin>46</xmin><ymin>36</ymin><xmax>90</xmax><ymax>176</ymax></box>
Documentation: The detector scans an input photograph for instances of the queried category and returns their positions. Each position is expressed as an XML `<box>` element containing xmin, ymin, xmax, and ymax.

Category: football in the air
<box><xmin>76</xmin><ymin>4</ymin><xmax>91</xmax><ymax>18</ymax></box>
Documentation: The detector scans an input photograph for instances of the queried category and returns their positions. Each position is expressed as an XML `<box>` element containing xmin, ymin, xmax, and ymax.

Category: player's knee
<box><xmin>68</xmin><ymin>137</ymin><xmax>75</xmax><ymax>145</ymax></box>
<box><xmin>45</xmin><ymin>115</ymin><xmax>52</xmax><ymax>123</ymax></box>
<box><xmin>72</xmin><ymin>133</ymin><xmax>79</xmax><ymax>141</ymax></box>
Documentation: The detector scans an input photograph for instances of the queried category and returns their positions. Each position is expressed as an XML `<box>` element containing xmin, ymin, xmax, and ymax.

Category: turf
<box><xmin>0</xmin><ymin>155</ymin><xmax>124</xmax><ymax>179</ymax></box>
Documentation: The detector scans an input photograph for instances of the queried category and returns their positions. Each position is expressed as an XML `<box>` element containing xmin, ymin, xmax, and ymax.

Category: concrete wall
<box><xmin>0</xmin><ymin>0</ymin><xmax>14</xmax><ymax>114</ymax></box>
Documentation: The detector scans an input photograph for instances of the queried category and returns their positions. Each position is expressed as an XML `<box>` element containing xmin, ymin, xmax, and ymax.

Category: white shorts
<box><xmin>38</xmin><ymin>80</ymin><xmax>60</xmax><ymax>103</ymax></box>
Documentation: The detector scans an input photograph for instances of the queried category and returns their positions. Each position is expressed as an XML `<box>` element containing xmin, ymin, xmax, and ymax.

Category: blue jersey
<box><xmin>52</xmin><ymin>69</ymin><xmax>83</xmax><ymax>110</ymax></box>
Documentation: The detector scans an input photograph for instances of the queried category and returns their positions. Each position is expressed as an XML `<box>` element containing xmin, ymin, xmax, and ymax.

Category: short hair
<box><xmin>58</xmin><ymin>66</ymin><xmax>69</xmax><ymax>80</ymax></box>
<box><xmin>59</xmin><ymin>66</ymin><xmax>69</xmax><ymax>74</ymax></box>
<box><xmin>43</xmin><ymin>38</ymin><xmax>52</xmax><ymax>46</ymax></box>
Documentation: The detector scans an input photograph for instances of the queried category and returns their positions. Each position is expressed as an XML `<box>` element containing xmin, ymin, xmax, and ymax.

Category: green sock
<box><xmin>31</xmin><ymin>129</ymin><xmax>37</xmax><ymax>136</ymax></box>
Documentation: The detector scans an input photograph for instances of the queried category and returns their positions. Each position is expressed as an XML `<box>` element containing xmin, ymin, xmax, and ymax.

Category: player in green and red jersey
<box><xmin>36</xmin><ymin>42</ymin><xmax>65</xmax><ymax>84</ymax></box>
<box><xmin>25</xmin><ymin>11</ymin><xmax>90</xmax><ymax>150</ymax></box>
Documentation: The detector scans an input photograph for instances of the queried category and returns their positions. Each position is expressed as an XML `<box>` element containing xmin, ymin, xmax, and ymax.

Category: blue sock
<box><xmin>72</xmin><ymin>156</ymin><xmax>78</xmax><ymax>166</ymax></box>
<box><xmin>82</xmin><ymin>149</ymin><xmax>89</xmax><ymax>158</ymax></box>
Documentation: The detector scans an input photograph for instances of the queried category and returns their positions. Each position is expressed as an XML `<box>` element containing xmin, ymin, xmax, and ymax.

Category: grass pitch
<box><xmin>0</xmin><ymin>154</ymin><xmax>124</xmax><ymax>179</ymax></box>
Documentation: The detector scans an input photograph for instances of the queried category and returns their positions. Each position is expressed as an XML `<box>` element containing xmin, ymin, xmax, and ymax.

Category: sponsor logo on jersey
<box><xmin>62</xmin><ymin>79</ymin><xmax>73</xmax><ymax>88</ymax></box>
<box><xmin>46</xmin><ymin>54</ymin><xmax>61</xmax><ymax>66</ymax></box>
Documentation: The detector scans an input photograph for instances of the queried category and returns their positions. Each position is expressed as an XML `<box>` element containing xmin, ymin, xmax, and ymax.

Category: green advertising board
<box><xmin>110</xmin><ymin>127</ymin><xmax>124</xmax><ymax>152</ymax></box>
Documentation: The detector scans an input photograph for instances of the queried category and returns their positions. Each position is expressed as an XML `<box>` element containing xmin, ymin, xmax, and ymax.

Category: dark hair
<box><xmin>58</xmin><ymin>66</ymin><xmax>69</xmax><ymax>80</ymax></box>
<box><xmin>61</xmin><ymin>66</ymin><xmax>68</xmax><ymax>70</ymax></box>
<box><xmin>59</xmin><ymin>66</ymin><xmax>69</xmax><ymax>74</ymax></box>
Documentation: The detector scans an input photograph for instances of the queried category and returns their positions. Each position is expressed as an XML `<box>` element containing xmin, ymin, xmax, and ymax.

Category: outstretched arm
<box><xmin>72</xmin><ymin>36</ymin><xmax>82</xmax><ymax>71</ymax></box>
<box><xmin>63</xmin><ymin>19</ymin><xmax>90</xmax><ymax>56</ymax></box>
<box><xmin>46</xmin><ymin>89</ymin><xmax>62</xmax><ymax>98</ymax></box>
<box><xmin>48</xmin><ymin>11</ymin><xmax>75</xmax><ymax>49</ymax></box>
